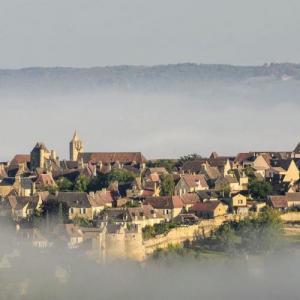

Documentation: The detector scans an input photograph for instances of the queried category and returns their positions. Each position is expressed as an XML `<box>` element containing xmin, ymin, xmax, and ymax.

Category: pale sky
<box><xmin>0</xmin><ymin>0</ymin><xmax>299</xmax><ymax>68</ymax></box>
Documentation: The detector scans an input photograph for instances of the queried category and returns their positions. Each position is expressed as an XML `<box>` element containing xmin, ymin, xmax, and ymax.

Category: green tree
<box><xmin>218</xmin><ymin>182</ymin><xmax>231</xmax><ymax>197</ymax></box>
<box><xmin>74</xmin><ymin>175</ymin><xmax>89</xmax><ymax>192</ymax></box>
<box><xmin>147</xmin><ymin>159</ymin><xmax>176</xmax><ymax>173</ymax></box>
<box><xmin>107</xmin><ymin>169</ymin><xmax>136</xmax><ymax>184</ymax></box>
<box><xmin>249</xmin><ymin>179</ymin><xmax>272</xmax><ymax>200</ymax></box>
<box><xmin>177</xmin><ymin>153</ymin><xmax>202</xmax><ymax>167</ymax></box>
<box><xmin>56</xmin><ymin>177</ymin><xmax>73</xmax><ymax>191</ymax></box>
<box><xmin>215</xmin><ymin>222</ymin><xmax>240</xmax><ymax>252</ymax></box>
<box><xmin>160</xmin><ymin>174</ymin><xmax>175</xmax><ymax>196</ymax></box>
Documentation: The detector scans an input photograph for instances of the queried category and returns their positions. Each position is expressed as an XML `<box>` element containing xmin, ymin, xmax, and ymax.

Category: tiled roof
<box><xmin>89</xmin><ymin>190</ymin><xmax>114</xmax><ymax>207</ymax></box>
<box><xmin>78</xmin><ymin>152</ymin><xmax>146</xmax><ymax>164</ymax></box>
<box><xmin>268</xmin><ymin>196</ymin><xmax>288</xmax><ymax>208</ymax></box>
<box><xmin>127</xmin><ymin>204</ymin><xmax>164</xmax><ymax>220</ymax></box>
<box><xmin>50</xmin><ymin>192</ymin><xmax>91</xmax><ymax>208</ymax></box>
<box><xmin>182</xmin><ymin>174</ymin><xmax>208</xmax><ymax>189</ymax></box>
<box><xmin>144</xmin><ymin>196</ymin><xmax>183</xmax><ymax>209</ymax></box>
<box><xmin>189</xmin><ymin>201</ymin><xmax>223</xmax><ymax>213</ymax></box>
<box><xmin>179</xmin><ymin>193</ymin><xmax>200</xmax><ymax>205</ymax></box>
<box><xmin>10</xmin><ymin>155</ymin><xmax>30</xmax><ymax>166</ymax></box>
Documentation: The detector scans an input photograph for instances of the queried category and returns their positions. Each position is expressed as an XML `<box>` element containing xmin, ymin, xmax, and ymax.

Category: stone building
<box><xmin>69</xmin><ymin>131</ymin><xmax>84</xmax><ymax>161</ymax></box>
<box><xmin>93</xmin><ymin>223</ymin><xmax>145</xmax><ymax>262</ymax></box>
<box><xmin>30</xmin><ymin>142</ymin><xmax>58</xmax><ymax>171</ymax></box>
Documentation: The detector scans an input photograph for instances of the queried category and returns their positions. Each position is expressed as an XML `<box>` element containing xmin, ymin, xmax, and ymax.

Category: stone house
<box><xmin>8</xmin><ymin>195</ymin><xmax>42</xmax><ymax>220</ymax></box>
<box><xmin>143</xmin><ymin>196</ymin><xmax>184</xmax><ymax>220</ymax></box>
<box><xmin>266</xmin><ymin>160</ymin><xmax>299</xmax><ymax>184</ymax></box>
<box><xmin>35</xmin><ymin>172</ymin><xmax>57</xmax><ymax>190</ymax></box>
<box><xmin>189</xmin><ymin>201</ymin><xmax>228</xmax><ymax>219</ymax></box>
<box><xmin>49</xmin><ymin>190</ymin><xmax>113</xmax><ymax>221</ymax></box>
<box><xmin>174</xmin><ymin>174</ymin><xmax>208</xmax><ymax>196</ymax></box>
<box><xmin>127</xmin><ymin>204</ymin><xmax>165</xmax><ymax>227</ymax></box>
<box><xmin>222</xmin><ymin>193</ymin><xmax>248</xmax><ymax>215</ymax></box>
<box><xmin>0</xmin><ymin>176</ymin><xmax>34</xmax><ymax>197</ymax></box>
<box><xmin>215</xmin><ymin>175</ymin><xmax>241</xmax><ymax>193</ymax></box>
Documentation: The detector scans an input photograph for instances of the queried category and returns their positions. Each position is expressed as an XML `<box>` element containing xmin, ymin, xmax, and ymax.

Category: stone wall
<box><xmin>281</xmin><ymin>212</ymin><xmax>300</xmax><ymax>222</ymax></box>
<box><xmin>144</xmin><ymin>214</ymin><xmax>240</xmax><ymax>255</ymax></box>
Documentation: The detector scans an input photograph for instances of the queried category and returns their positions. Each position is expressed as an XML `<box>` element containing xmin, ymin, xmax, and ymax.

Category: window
<box><xmin>70</xmin><ymin>208</ymin><xmax>74</xmax><ymax>214</ymax></box>
<box><xmin>81</xmin><ymin>208</ymin><xmax>86</xmax><ymax>214</ymax></box>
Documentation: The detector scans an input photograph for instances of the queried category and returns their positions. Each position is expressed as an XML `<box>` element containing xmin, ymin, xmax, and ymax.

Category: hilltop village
<box><xmin>1</xmin><ymin>132</ymin><xmax>300</xmax><ymax>260</ymax></box>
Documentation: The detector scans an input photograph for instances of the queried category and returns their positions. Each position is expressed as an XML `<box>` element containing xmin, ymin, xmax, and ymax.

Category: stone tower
<box><xmin>30</xmin><ymin>142</ymin><xmax>51</xmax><ymax>170</ymax></box>
<box><xmin>70</xmin><ymin>131</ymin><xmax>83</xmax><ymax>161</ymax></box>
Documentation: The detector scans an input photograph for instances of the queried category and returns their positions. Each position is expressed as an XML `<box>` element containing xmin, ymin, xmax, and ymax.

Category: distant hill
<box><xmin>1</xmin><ymin>63</ymin><xmax>300</xmax><ymax>95</ymax></box>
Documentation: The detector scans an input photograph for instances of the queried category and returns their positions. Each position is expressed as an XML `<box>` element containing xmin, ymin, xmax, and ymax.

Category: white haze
<box><xmin>0</xmin><ymin>88</ymin><xmax>300</xmax><ymax>161</ymax></box>
<box><xmin>1</xmin><ymin>221</ymin><xmax>300</xmax><ymax>300</ymax></box>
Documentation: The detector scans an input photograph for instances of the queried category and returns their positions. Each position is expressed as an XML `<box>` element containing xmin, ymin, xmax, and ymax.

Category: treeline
<box><xmin>43</xmin><ymin>169</ymin><xmax>138</xmax><ymax>194</ymax></box>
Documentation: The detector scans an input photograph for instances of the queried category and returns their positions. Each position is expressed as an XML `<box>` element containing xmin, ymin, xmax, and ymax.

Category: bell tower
<box><xmin>70</xmin><ymin>130</ymin><xmax>83</xmax><ymax>161</ymax></box>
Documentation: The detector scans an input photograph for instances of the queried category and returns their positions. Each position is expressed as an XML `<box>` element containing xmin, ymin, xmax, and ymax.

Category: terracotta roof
<box><xmin>78</xmin><ymin>152</ymin><xmax>146</xmax><ymax>164</ymax></box>
<box><xmin>268</xmin><ymin>193</ymin><xmax>300</xmax><ymax>208</ymax></box>
<box><xmin>144</xmin><ymin>196</ymin><xmax>183</xmax><ymax>209</ymax></box>
<box><xmin>182</xmin><ymin>160</ymin><xmax>206</xmax><ymax>173</ymax></box>
<box><xmin>147</xmin><ymin>173</ymin><xmax>160</xmax><ymax>183</ymax></box>
<box><xmin>148</xmin><ymin>167</ymin><xmax>169</xmax><ymax>175</ymax></box>
<box><xmin>204</xmin><ymin>166</ymin><xmax>221</xmax><ymax>180</ymax></box>
<box><xmin>141</xmin><ymin>189</ymin><xmax>156</xmax><ymax>197</ymax></box>
<box><xmin>179</xmin><ymin>193</ymin><xmax>200</xmax><ymax>205</ymax></box>
<box><xmin>88</xmin><ymin>190</ymin><xmax>114</xmax><ymax>207</ymax></box>
<box><xmin>268</xmin><ymin>196</ymin><xmax>288</xmax><ymax>208</ymax></box>
<box><xmin>9</xmin><ymin>155</ymin><xmax>30</xmax><ymax>166</ymax></box>
<box><xmin>189</xmin><ymin>201</ymin><xmax>223</xmax><ymax>213</ymax></box>
<box><xmin>36</xmin><ymin>173</ymin><xmax>56</xmax><ymax>187</ymax></box>
<box><xmin>182</xmin><ymin>174</ymin><xmax>208</xmax><ymax>189</ymax></box>
<box><xmin>285</xmin><ymin>192</ymin><xmax>300</xmax><ymax>202</ymax></box>
<box><xmin>234</xmin><ymin>153</ymin><xmax>254</xmax><ymax>164</ymax></box>
<box><xmin>8</xmin><ymin>195</ymin><xmax>39</xmax><ymax>210</ymax></box>
<box><xmin>50</xmin><ymin>192</ymin><xmax>91</xmax><ymax>208</ymax></box>
<box><xmin>127</xmin><ymin>204</ymin><xmax>164</xmax><ymax>220</ymax></box>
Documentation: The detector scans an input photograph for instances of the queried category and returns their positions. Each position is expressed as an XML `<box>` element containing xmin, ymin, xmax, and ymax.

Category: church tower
<box><xmin>70</xmin><ymin>131</ymin><xmax>83</xmax><ymax>161</ymax></box>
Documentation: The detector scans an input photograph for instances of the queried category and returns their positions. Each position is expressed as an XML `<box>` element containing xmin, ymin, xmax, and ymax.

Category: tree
<box><xmin>160</xmin><ymin>174</ymin><xmax>175</xmax><ymax>196</ymax></box>
<box><xmin>213</xmin><ymin>208</ymin><xmax>284</xmax><ymax>254</ymax></box>
<box><xmin>249</xmin><ymin>179</ymin><xmax>272</xmax><ymax>200</ymax></box>
<box><xmin>147</xmin><ymin>159</ymin><xmax>176</xmax><ymax>173</ymax></box>
<box><xmin>177</xmin><ymin>153</ymin><xmax>202</xmax><ymax>167</ymax></box>
<box><xmin>56</xmin><ymin>177</ymin><xmax>73</xmax><ymax>191</ymax></box>
<box><xmin>215</xmin><ymin>222</ymin><xmax>240</xmax><ymax>252</ymax></box>
<box><xmin>74</xmin><ymin>175</ymin><xmax>89</xmax><ymax>192</ymax></box>
<box><xmin>107</xmin><ymin>169</ymin><xmax>136</xmax><ymax>184</ymax></box>
<box><xmin>218</xmin><ymin>182</ymin><xmax>231</xmax><ymax>197</ymax></box>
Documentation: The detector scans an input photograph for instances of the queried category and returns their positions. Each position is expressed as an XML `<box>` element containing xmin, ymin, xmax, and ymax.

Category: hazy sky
<box><xmin>0</xmin><ymin>0</ymin><xmax>300</xmax><ymax>68</ymax></box>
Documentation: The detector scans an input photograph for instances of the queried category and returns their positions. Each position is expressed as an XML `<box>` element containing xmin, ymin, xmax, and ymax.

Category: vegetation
<box><xmin>107</xmin><ymin>168</ymin><xmax>137</xmax><ymax>184</ymax></box>
<box><xmin>56</xmin><ymin>177</ymin><xmax>73</xmax><ymax>192</ymax></box>
<box><xmin>160</xmin><ymin>174</ymin><xmax>175</xmax><ymax>196</ymax></box>
<box><xmin>142</xmin><ymin>220</ymin><xmax>183</xmax><ymax>240</ymax></box>
<box><xmin>74</xmin><ymin>175</ymin><xmax>89</xmax><ymax>192</ymax></box>
<box><xmin>249</xmin><ymin>178</ymin><xmax>273</xmax><ymax>200</ymax></box>
<box><xmin>147</xmin><ymin>159</ymin><xmax>177</xmax><ymax>173</ymax></box>
<box><xmin>87</xmin><ymin>169</ymin><xmax>137</xmax><ymax>192</ymax></box>
<box><xmin>207</xmin><ymin>208</ymin><xmax>284</xmax><ymax>254</ymax></box>
<box><xmin>218</xmin><ymin>182</ymin><xmax>231</xmax><ymax>197</ymax></box>
<box><xmin>177</xmin><ymin>153</ymin><xmax>202</xmax><ymax>167</ymax></box>
<box><xmin>73</xmin><ymin>215</ymin><xmax>92</xmax><ymax>227</ymax></box>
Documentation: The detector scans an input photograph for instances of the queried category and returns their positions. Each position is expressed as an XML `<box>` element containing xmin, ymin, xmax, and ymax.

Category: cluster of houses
<box><xmin>1</xmin><ymin>132</ymin><xmax>300</xmax><ymax>250</ymax></box>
